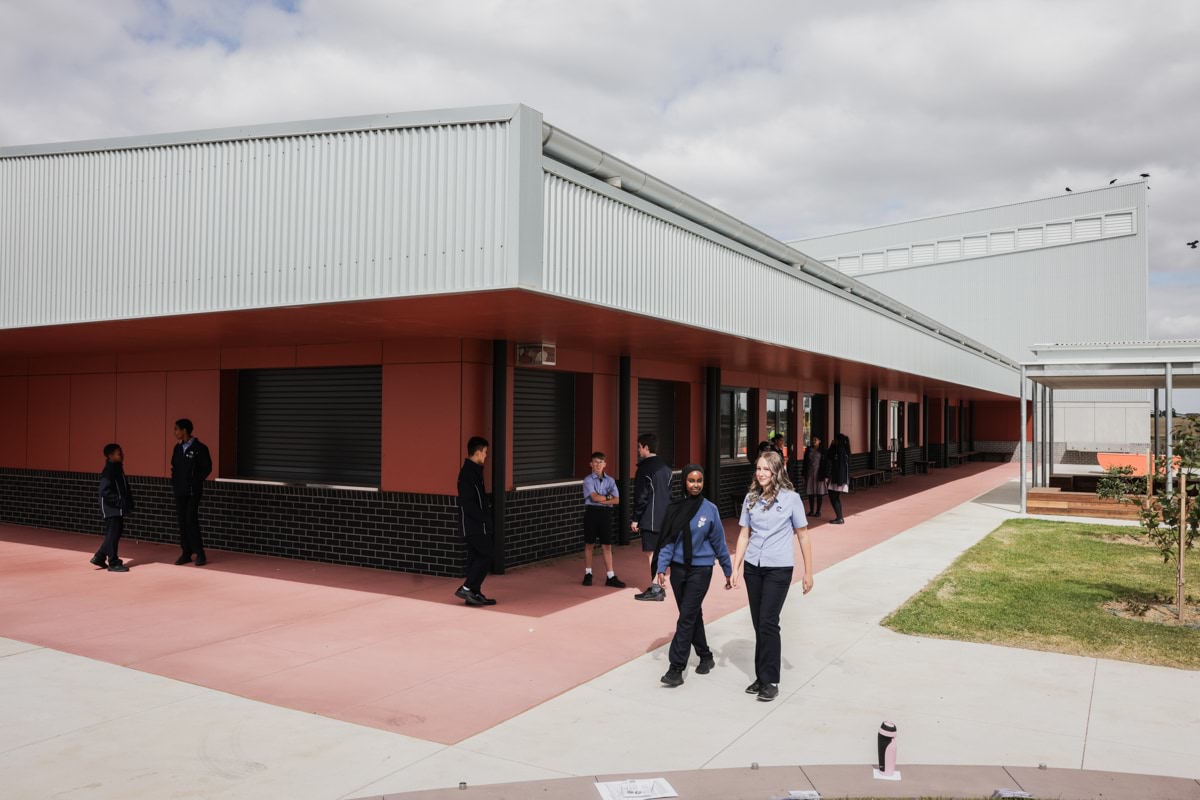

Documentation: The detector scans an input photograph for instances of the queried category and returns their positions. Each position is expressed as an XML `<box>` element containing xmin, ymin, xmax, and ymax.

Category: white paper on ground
<box><xmin>593</xmin><ymin>778</ymin><xmax>678</xmax><ymax>800</ymax></box>
<box><xmin>872</xmin><ymin>769</ymin><xmax>903</xmax><ymax>781</ymax></box>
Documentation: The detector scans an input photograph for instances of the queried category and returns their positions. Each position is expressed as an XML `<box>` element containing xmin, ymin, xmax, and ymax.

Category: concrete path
<box><xmin>2</xmin><ymin>475</ymin><xmax>1198</xmax><ymax>799</ymax></box>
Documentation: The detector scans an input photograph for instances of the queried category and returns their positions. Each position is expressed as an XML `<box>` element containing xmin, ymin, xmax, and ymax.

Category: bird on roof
<box><xmin>1065</xmin><ymin>187</ymin><xmax>1072</xmax><ymax>192</ymax></box>
<box><xmin>1140</xmin><ymin>173</ymin><xmax>1150</xmax><ymax>178</ymax></box>
<box><xmin>1109</xmin><ymin>178</ymin><xmax>1117</xmax><ymax>184</ymax></box>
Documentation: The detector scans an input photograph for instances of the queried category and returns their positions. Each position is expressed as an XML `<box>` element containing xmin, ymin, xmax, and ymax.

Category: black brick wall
<box><xmin>719</xmin><ymin>461</ymin><xmax>754</xmax><ymax>518</ymax></box>
<box><xmin>0</xmin><ymin>468</ymin><xmax>466</xmax><ymax>576</ymax></box>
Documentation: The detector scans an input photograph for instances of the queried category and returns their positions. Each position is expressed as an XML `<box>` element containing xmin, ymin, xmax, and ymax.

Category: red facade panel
<box><xmin>116</xmin><ymin>372</ymin><xmax>168</xmax><ymax>478</ymax></box>
<box><xmin>382</xmin><ymin>363</ymin><xmax>462</xmax><ymax>494</ymax></box>
<box><xmin>165</xmin><ymin>371</ymin><xmax>222</xmax><ymax>477</ymax></box>
<box><xmin>69</xmin><ymin>373</ymin><xmax>117</xmax><ymax>473</ymax></box>
<box><xmin>296</xmin><ymin>342</ymin><xmax>383</xmax><ymax>368</ymax></box>
<box><xmin>0</xmin><ymin>376</ymin><xmax>29</xmax><ymax>468</ymax></box>
<box><xmin>220</xmin><ymin>346</ymin><xmax>297</xmax><ymax>370</ymax></box>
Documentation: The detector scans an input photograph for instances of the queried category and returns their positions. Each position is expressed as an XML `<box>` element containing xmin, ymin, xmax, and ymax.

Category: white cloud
<box><xmin>2</xmin><ymin>0</ymin><xmax>1198</xmax><ymax>351</ymax></box>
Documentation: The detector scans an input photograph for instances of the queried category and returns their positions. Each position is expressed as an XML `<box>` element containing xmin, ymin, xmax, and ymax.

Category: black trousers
<box><xmin>464</xmin><ymin>532</ymin><xmax>493</xmax><ymax>593</ymax></box>
<box><xmin>95</xmin><ymin>516</ymin><xmax>123</xmax><ymax>562</ymax></box>
<box><xmin>744</xmin><ymin>563</ymin><xmax>793</xmax><ymax>684</ymax></box>
<box><xmin>174</xmin><ymin>495</ymin><xmax>205</xmax><ymax>556</ymax></box>
<box><xmin>668</xmin><ymin>564</ymin><xmax>714</xmax><ymax>669</ymax></box>
<box><xmin>808</xmin><ymin>495</ymin><xmax>824</xmax><ymax>514</ymax></box>
<box><xmin>827</xmin><ymin>490</ymin><xmax>844</xmax><ymax>520</ymax></box>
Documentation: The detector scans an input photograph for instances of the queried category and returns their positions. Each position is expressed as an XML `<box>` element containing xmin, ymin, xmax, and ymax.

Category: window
<box><xmin>766</xmin><ymin>391</ymin><xmax>790</xmax><ymax>448</ymax></box>
<box><xmin>802</xmin><ymin>394</ymin><xmax>814</xmax><ymax>446</ymax></box>
<box><xmin>237</xmin><ymin>365</ymin><xmax>382</xmax><ymax>485</ymax></box>
<box><xmin>947</xmin><ymin>406</ymin><xmax>959</xmax><ymax>443</ymax></box>
<box><xmin>907</xmin><ymin>402</ymin><xmax>920</xmax><ymax>445</ymax></box>
<box><xmin>719</xmin><ymin>388</ymin><xmax>749</xmax><ymax>460</ymax></box>
<box><xmin>513</xmin><ymin>369</ymin><xmax>576</xmax><ymax>483</ymax></box>
<box><xmin>638</xmin><ymin>379</ymin><xmax>676</xmax><ymax>468</ymax></box>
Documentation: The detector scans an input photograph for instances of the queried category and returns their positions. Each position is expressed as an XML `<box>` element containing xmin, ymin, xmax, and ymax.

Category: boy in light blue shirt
<box><xmin>581</xmin><ymin>452</ymin><xmax>626</xmax><ymax>588</ymax></box>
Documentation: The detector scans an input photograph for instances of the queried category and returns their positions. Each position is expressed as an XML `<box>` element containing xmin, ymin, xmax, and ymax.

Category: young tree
<box><xmin>1099</xmin><ymin>418</ymin><xmax>1200</xmax><ymax>621</ymax></box>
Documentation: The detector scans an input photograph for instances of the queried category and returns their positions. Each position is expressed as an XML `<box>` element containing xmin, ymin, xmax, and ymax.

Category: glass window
<box><xmin>720</xmin><ymin>388</ymin><xmax>749</xmax><ymax>460</ymax></box>
<box><xmin>802</xmin><ymin>394</ymin><xmax>814</xmax><ymax>446</ymax></box>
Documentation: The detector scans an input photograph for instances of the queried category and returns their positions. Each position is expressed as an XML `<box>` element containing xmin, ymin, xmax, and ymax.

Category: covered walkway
<box><xmin>0</xmin><ymin>462</ymin><xmax>1012</xmax><ymax>745</ymax></box>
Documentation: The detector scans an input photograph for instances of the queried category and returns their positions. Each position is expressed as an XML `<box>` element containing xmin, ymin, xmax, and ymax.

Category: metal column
<box><xmin>491</xmin><ymin>339</ymin><xmax>508</xmax><ymax>575</ymax></box>
<box><xmin>1166</xmin><ymin>363</ymin><xmax>1174</xmax><ymax>497</ymax></box>
<box><xmin>942</xmin><ymin>397</ymin><xmax>950</xmax><ymax>468</ymax></box>
<box><xmin>1048</xmin><ymin>389</ymin><xmax>1055</xmax><ymax>482</ymax></box>
<box><xmin>1041</xmin><ymin>385</ymin><xmax>1050</xmax><ymax>487</ymax></box>
<box><xmin>618</xmin><ymin>355</ymin><xmax>632</xmax><ymax>545</ymax></box>
<box><xmin>922</xmin><ymin>394</ymin><xmax>930</xmax><ymax>462</ymax></box>
<box><xmin>833</xmin><ymin>383</ymin><xmax>842</xmax><ymax>438</ymax></box>
<box><xmin>1031</xmin><ymin>384</ymin><xmax>1040</xmax><ymax>488</ymax></box>
<box><xmin>869</xmin><ymin>387</ymin><xmax>879</xmax><ymax>468</ymax></box>
<box><xmin>1153</xmin><ymin>388</ymin><xmax>1160</xmax><ymax>467</ymax></box>
<box><xmin>969</xmin><ymin>400</ymin><xmax>976</xmax><ymax>451</ymax></box>
<box><xmin>1020</xmin><ymin>366</ymin><xmax>1027</xmax><ymax>512</ymax></box>
<box><xmin>704</xmin><ymin>366</ymin><xmax>721</xmax><ymax>506</ymax></box>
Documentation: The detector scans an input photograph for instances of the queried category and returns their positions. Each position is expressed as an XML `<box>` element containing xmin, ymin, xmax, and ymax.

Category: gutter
<box><xmin>541</xmin><ymin>122</ymin><xmax>1018</xmax><ymax>370</ymax></box>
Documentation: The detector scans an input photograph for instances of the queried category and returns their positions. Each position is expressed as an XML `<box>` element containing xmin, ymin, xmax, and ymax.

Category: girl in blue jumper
<box><xmin>653</xmin><ymin>464</ymin><xmax>733</xmax><ymax>687</ymax></box>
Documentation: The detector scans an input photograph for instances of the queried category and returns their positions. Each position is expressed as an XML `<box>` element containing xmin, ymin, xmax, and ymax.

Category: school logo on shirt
<box><xmin>776</xmin><ymin>505</ymin><xmax>784</xmax><ymax>513</ymax></box>
<box><xmin>698</xmin><ymin>517</ymin><xmax>707</xmax><ymax>527</ymax></box>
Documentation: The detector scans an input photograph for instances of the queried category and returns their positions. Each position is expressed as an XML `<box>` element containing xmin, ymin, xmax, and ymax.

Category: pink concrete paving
<box><xmin>0</xmin><ymin>462</ymin><xmax>1013</xmax><ymax>744</ymax></box>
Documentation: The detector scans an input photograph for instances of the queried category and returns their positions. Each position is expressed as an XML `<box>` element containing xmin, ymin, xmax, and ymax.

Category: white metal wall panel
<box><xmin>1074</xmin><ymin>217</ymin><xmax>1102</xmax><ymax>240</ymax></box>
<box><xmin>989</xmin><ymin>231</ymin><xmax>1015</xmax><ymax>252</ymax></box>
<box><xmin>936</xmin><ymin>240</ymin><xmax>961</xmax><ymax>260</ymax></box>
<box><xmin>886</xmin><ymin>248</ymin><xmax>909</xmax><ymax>268</ymax></box>
<box><xmin>1017</xmin><ymin>227</ymin><xmax>1043</xmax><ymax>248</ymax></box>
<box><xmin>962</xmin><ymin>235</ymin><xmax>988</xmax><ymax>257</ymax></box>
<box><xmin>861</xmin><ymin>251</ymin><xmax>885</xmax><ymax>272</ymax></box>
<box><xmin>1104</xmin><ymin>212</ymin><xmax>1133</xmax><ymax>236</ymax></box>
<box><xmin>1045</xmin><ymin>221</ymin><xmax>1072</xmax><ymax>245</ymax></box>
<box><xmin>838</xmin><ymin>255</ymin><xmax>861</xmax><ymax>274</ymax></box>
<box><xmin>0</xmin><ymin>122</ymin><xmax>513</xmax><ymax>327</ymax></box>
<box><xmin>542</xmin><ymin>170</ymin><xmax>1015</xmax><ymax>396</ymax></box>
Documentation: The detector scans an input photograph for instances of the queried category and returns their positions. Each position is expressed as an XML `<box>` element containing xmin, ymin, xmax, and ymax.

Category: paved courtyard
<box><xmin>1</xmin><ymin>465</ymin><xmax>1198</xmax><ymax>798</ymax></box>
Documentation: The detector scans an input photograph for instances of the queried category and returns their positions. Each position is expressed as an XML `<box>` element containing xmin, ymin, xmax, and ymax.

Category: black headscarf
<box><xmin>651</xmin><ymin>464</ymin><xmax>706</xmax><ymax>577</ymax></box>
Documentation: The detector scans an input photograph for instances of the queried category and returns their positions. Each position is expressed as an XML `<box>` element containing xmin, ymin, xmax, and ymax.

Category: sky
<box><xmin>2</xmin><ymin>0</ymin><xmax>1198</xmax><ymax>404</ymax></box>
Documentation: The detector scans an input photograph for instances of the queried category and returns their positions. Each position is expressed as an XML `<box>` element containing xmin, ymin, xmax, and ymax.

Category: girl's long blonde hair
<box><xmin>746</xmin><ymin>450</ymin><xmax>794</xmax><ymax>507</ymax></box>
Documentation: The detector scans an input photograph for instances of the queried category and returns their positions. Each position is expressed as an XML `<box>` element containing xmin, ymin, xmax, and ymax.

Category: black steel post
<box><xmin>618</xmin><ymin>355</ymin><xmax>632</xmax><ymax>545</ymax></box>
<box><xmin>833</xmin><ymin>383</ymin><xmax>842</xmax><ymax>438</ymax></box>
<box><xmin>969</xmin><ymin>400</ymin><xmax>976</xmax><ymax>451</ymax></box>
<box><xmin>491</xmin><ymin>339</ymin><xmax>507</xmax><ymax>575</ymax></box>
<box><xmin>942</xmin><ymin>397</ymin><xmax>950</xmax><ymax>469</ymax></box>
<box><xmin>869</xmin><ymin>387</ymin><xmax>879</xmax><ymax>468</ymax></box>
<box><xmin>922</xmin><ymin>394</ymin><xmax>930</xmax><ymax>462</ymax></box>
<box><xmin>705</xmin><ymin>367</ymin><xmax>722</xmax><ymax>506</ymax></box>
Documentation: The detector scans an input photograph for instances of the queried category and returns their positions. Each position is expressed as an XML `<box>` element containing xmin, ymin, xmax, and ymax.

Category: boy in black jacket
<box><xmin>631</xmin><ymin>433</ymin><xmax>673</xmax><ymax>601</ymax></box>
<box><xmin>171</xmin><ymin>418</ymin><xmax>213</xmax><ymax>566</ymax></box>
<box><xmin>455</xmin><ymin>436</ymin><xmax>497</xmax><ymax>607</ymax></box>
<box><xmin>92</xmin><ymin>443</ymin><xmax>134</xmax><ymax>572</ymax></box>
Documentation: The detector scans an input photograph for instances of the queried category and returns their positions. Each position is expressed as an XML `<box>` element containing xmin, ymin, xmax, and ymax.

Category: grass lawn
<box><xmin>882</xmin><ymin>518</ymin><xmax>1200</xmax><ymax>669</ymax></box>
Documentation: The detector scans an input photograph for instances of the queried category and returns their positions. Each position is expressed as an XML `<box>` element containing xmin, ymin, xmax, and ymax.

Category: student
<box><xmin>803</xmin><ymin>435</ymin><xmax>828</xmax><ymax>517</ymax></box>
<box><xmin>821</xmin><ymin>432</ymin><xmax>851</xmax><ymax>525</ymax></box>
<box><xmin>171</xmin><ymin>418</ymin><xmax>213</xmax><ymax>566</ymax></box>
<box><xmin>92</xmin><ymin>443</ymin><xmax>134</xmax><ymax>572</ymax></box>
<box><xmin>581</xmin><ymin>451</ymin><xmax>626</xmax><ymax>588</ymax></box>
<box><xmin>631</xmin><ymin>433</ymin><xmax>673</xmax><ymax>601</ymax></box>
<box><xmin>653</xmin><ymin>465</ymin><xmax>732</xmax><ymax>687</ymax></box>
<box><xmin>772</xmin><ymin>434</ymin><xmax>789</xmax><ymax>462</ymax></box>
<box><xmin>731</xmin><ymin>450</ymin><xmax>814</xmax><ymax>702</ymax></box>
<box><xmin>456</xmin><ymin>436</ymin><xmax>497</xmax><ymax>607</ymax></box>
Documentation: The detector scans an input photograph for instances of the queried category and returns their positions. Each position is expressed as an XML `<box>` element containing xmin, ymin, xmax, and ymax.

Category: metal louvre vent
<box><xmin>513</xmin><ymin>369</ymin><xmax>575</xmax><ymax>483</ymax></box>
<box><xmin>236</xmin><ymin>365</ymin><xmax>382</xmax><ymax>485</ymax></box>
<box><xmin>638</xmin><ymin>378</ymin><xmax>676</xmax><ymax>468</ymax></box>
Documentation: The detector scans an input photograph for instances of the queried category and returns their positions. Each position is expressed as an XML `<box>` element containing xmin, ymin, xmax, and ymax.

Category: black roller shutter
<box><xmin>237</xmin><ymin>365</ymin><xmax>382</xmax><ymax>485</ymax></box>
<box><xmin>513</xmin><ymin>369</ymin><xmax>575</xmax><ymax>484</ymax></box>
<box><xmin>638</xmin><ymin>379</ymin><xmax>676</xmax><ymax>469</ymax></box>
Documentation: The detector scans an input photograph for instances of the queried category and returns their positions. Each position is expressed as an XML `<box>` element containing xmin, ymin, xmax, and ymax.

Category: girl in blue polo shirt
<box><xmin>732</xmin><ymin>450</ymin><xmax>813</xmax><ymax>702</ymax></box>
<box><xmin>653</xmin><ymin>464</ymin><xmax>732</xmax><ymax>688</ymax></box>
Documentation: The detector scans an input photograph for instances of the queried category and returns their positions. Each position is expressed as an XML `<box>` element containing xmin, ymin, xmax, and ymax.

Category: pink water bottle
<box><xmin>877</xmin><ymin>721</ymin><xmax>898</xmax><ymax>775</ymax></box>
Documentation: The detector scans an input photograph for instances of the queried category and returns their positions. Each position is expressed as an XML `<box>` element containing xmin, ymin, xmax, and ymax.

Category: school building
<box><xmin>0</xmin><ymin>104</ymin><xmax>1044</xmax><ymax>576</ymax></box>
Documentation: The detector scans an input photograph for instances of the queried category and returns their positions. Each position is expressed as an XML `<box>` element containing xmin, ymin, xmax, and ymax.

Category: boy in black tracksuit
<box><xmin>631</xmin><ymin>433</ymin><xmax>673</xmax><ymax>601</ymax></box>
<box><xmin>456</xmin><ymin>436</ymin><xmax>497</xmax><ymax>607</ymax></box>
<box><xmin>171</xmin><ymin>418</ymin><xmax>213</xmax><ymax>566</ymax></box>
<box><xmin>92</xmin><ymin>443</ymin><xmax>134</xmax><ymax>572</ymax></box>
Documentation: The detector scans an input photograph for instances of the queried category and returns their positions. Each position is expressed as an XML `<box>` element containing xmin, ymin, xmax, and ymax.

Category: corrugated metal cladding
<box><xmin>791</xmin><ymin>182</ymin><xmax>1147</xmax><ymax>258</ymax></box>
<box><xmin>541</xmin><ymin>170</ymin><xmax>1015</xmax><ymax>396</ymax></box>
<box><xmin>0</xmin><ymin>122</ymin><xmax>511</xmax><ymax>328</ymax></box>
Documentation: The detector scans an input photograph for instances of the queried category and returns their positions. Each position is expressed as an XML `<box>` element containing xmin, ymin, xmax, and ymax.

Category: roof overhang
<box><xmin>1024</xmin><ymin>341</ymin><xmax>1200</xmax><ymax>390</ymax></box>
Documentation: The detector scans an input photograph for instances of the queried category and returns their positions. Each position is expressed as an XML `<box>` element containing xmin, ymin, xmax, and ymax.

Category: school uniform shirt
<box><xmin>656</xmin><ymin>498</ymin><xmax>733</xmax><ymax>576</ymax></box>
<box><xmin>582</xmin><ymin>472</ymin><xmax>618</xmax><ymax>507</ymax></box>
<box><xmin>738</xmin><ymin>488</ymin><xmax>807</xmax><ymax>568</ymax></box>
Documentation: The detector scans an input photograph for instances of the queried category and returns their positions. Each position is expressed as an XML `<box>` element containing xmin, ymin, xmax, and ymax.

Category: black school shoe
<box><xmin>756</xmin><ymin>683</ymin><xmax>780</xmax><ymax>702</ymax></box>
<box><xmin>194</xmin><ymin>554</ymin><xmax>208</xmax><ymax>567</ymax></box>
<box><xmin>582</xmin><ymin>572</ymin><xmax>593</xmax><ymax>586</ymax></box>
<box><xmin>475</xmin><ymin>593</ymin><xmax>498</xmax><ymax>606</ymax></box>
<box><xmin>108</xmin><ymin>560</ymin><xmax>129</xmax><ymax>573</ymax></box>
<box><xmin>660</xmin><ymin>667</ymin><xmax>684</xmax><ymax>687</ymax></box>
<box><xmin>175</xmin><ymin>554</ymin><xmax>193</xmax><ymax>565</ymax></box>
<box><xmin>605</xmin><ymin>575</ymin><xmax>626</xmax><ymax>589</ymax></box>
<box><xmin>745</xmin><ymin>680</ymin><xmax>762</xmax><ymax>694</ymax></box>
<box><xmin>830</xmin><ymin>518</ymin><xmax>845</xmax><ymax>525</ymax></box>
<box><xmin>695</xmin><ymin>656</ymin><xmax>715</xmax><ymax>674</ymax></box>
<box><xmin>633</xmin><ymin>584</ymin><xmax>666</xmax><ymax>601</ymax></box>
<box><xmin>90</xmin><ymin>555</ymin><xmax>108</xmax><ymax>569</ymax></box>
